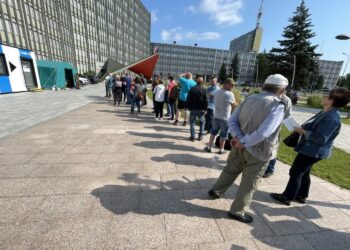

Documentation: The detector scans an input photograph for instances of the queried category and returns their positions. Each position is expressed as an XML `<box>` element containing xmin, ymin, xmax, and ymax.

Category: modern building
<box><xmin>229</xmin><ymin>28</ymin><xmax>263</xmax><ymax>54</ymax></box>
<box><xmin>151</xmin><ymin>42</ymin><xmax>257</xmax><ymax>85</ymax></box>
<box><xmin>0</xmin><ymin>0</ymin><xmax>151</xmax><ymax>73</ymax></box>
<box><xmin>317</xmin><ymin>59</ymin><xmax>343</xmax><ymax>88</ymax></box>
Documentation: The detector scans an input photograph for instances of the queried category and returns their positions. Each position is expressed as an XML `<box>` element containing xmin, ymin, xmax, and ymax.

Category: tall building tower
<box><xmin>0</xmin><ymin>0</ymin><xmax>151</xmax><ymax>73</ymax></box>
<box><xmin>229</xmin><ymin>0</ymin><xmax>263</xmax><ymax>53</ymax></box>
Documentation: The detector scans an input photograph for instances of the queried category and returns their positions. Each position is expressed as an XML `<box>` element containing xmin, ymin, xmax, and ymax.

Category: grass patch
<box><xmin>278</xmin><ymin>126</ymin><xmax>350</xmax><ymax>190</ymax></box>
<box><xmin>341</xmin><ymin>118</ymin><xmax>350</xmax><ymax>126</ymax></box>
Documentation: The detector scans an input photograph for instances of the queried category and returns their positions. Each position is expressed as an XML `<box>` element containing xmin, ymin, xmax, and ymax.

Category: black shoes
<box><xmin>183</xmin><ymin>121</ymin><xmax>187</xmax><ymax>126</ymax></box>
<box><xmin>204</xmin><ymin>147</ymin><xmax>212</xmax><ymax>153</ymax></box>
<box><xmin>270</xmin><ymin>193</ymin><xmax>291</xmax><ymax>206</ymax></box>
<box><xmin>198</xmin><ymin>135</ymin><xmax>203</xmax><ymax>141</ymax></box>
<box><xmin>228</xmin><ymin>212</ymin><xmax>254</xmax><ymax>224</ymax></box>
<box><xmin>263</xmin><ymin>172</ymin><xmax>274</xmax><ymax>178</ymax></box>
<box><xmin>173</xmin><ymin>120</ymin><xmax>178</xmax><ymax>126</ymax></box>
<box><xmin>295</xmin><ymin>196</ymin><xmax>306</xmax><ymax>204</ymax></box>
<box><xmin>189</xmin><ymin>136</ymin><xmax>195</xmax><ymax>142</ymax></box>
<box><xmin>208</xmin><ymin>189</ymin><xmax>221</xmax><ymax>199</ymax></box>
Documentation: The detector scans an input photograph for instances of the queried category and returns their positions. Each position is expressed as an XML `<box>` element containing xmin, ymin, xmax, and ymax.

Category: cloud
<box><xmin>151</xmin><ymin>10</ymin><xmax>159</xmax><ymax>24</ymax></box>
<box><xmin>161</xmin><ymin>27</ymin><xmax>221</xmax><ymax>42</ymax></box>
<box><xmin>199</xmin><ymin>0</ymin><xmax>243</xmax><ymax>26</ymax></box>
<box><xmin>184</xmin><ymin>5</ymin><xmax>196</xmax><ymax>14</ymax></box>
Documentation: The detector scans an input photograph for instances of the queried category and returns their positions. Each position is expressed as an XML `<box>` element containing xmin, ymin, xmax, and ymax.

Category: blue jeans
<box><xmin>190</xmin><ymin>110</ymin><xmax>205</xmax><ymax>138</ymax></box>
<box><xmin>265</xmin><ymin>158</ymin><xmax>277</xmax><ymax>174</ymax></box>
<box><xmin>131</xmin><ymin>98</ymin><xmax>141</xmax><ymax>113</ymax></box>
<box><xmin>126</xmin><ymin>87</ymin><xmax>131</xmax><ymax>104</ymax></box>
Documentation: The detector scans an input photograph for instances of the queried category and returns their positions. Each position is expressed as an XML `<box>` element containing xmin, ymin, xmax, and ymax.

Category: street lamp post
<box><xmin>342</xmin><ymin>52</ymin><xmax>350</xmax><ymax>77</ymax></box>
<box><xmin>281</xmin><ymin>55</ymin><xmax>296</xmax><ymax>88</ymax></box>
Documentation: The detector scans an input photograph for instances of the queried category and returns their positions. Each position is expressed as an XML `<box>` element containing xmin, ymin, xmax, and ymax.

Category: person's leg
<box><xmin>131</xmin><ymin>98</ymin><xmax>135</xmax><ymax>113</ymax></box>
<box><xmin>212</xmin><ymin>148</ymin><xmax>245</xmax><ymax>194</ymax></box>
<box><xmin>198</xmin><ymin>111</ymin><xmax>205</xmax><ymax>139</ymax></box>
<box><xmin>155</xmin><ymin>101</ymin><xmax>159</xmax><ymax>118</ymax></box>
<box><xmin>105</xmin><ymin>84</ymin><xmax>108</xmax><ymax>97</ymax></box>
<box><xmin>263</xmin><ymin>159</ymin><xmax>277</xmax><ymax>178</ymax></box>
<box><xmin>296</xmin><ymin>167</ymin><xmax>312</xmax><ymax>199</ymax></box>
<box><xmin>218</xmin><ymin>119</ymin><xmax>229</xmax><ymax>153</ymax></box>
<box><xmin>230</xmin><ymin>150</ymin><xmax>268</xmax><ymax>216</ymax></box>
<box><xmin>169</xmin><ymin>101</ymin><xmax>174</xmax><ymax>119</ymax></box>
<box><xmin>136</xmin><ymin>99</ymin><xmax>141</xmax><ymax>113</ymax></box>
<box><xmin>189</xmin><ymin>110</ymin><xmax>197</xmax><ymax>139</ymax></box>
<box><xmin>184</xmin><ymin>110</ymin><xmax>190</xmax><ymax>124</ymax></box>
<box><xmin>206</xmin><ymin>109</ymin><xmax>214</xmax><ymax>133</ymax></box>
<box><xmin>159</xmin><ymin>102</ymin><xmax>164</xmax><ymax>118</ymax></box>
<box><xmin>118</xmin><ymin>92</ymin><xmax>122</xmax><ymax>105</ymax></box>
<box><xmin>282</xmin><ymin>154</ymin><xmax>320</xmax><ymax>200</ymax></box>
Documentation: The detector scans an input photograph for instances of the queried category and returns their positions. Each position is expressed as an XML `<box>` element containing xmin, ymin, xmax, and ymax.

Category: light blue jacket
<box><xmin>295</xmin><ymin>108</ymin><xmax>341</xmax><ymax>159</ymax></box>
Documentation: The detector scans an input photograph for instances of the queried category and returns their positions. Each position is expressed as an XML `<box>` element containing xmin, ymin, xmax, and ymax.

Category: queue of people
<box><xmin>104</xmin><ymin>71</ymin><xmax>350</xmax><ymax>225</ymax></box>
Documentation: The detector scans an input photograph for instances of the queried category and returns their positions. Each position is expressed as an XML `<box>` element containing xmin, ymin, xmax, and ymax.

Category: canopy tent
<box><xmin>37</xmin><ymin>60</ymin><xmax>77</xmax><ymax>89</ymax></box>
<box><xmin>97</xmin><ymin>53</ymin><xmax>159</xmax><ymax>80</ymax></box>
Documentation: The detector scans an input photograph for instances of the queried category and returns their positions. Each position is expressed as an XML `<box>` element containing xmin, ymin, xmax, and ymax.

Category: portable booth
<box><xmin>37</xmin><ymin>60</ymin><xmax>77</xmax><ymax>89</ymax></box>
<box><xmin>0</xmin><ymin>44</ymin><xmax>41</xmax><ymax>94</ymax></box>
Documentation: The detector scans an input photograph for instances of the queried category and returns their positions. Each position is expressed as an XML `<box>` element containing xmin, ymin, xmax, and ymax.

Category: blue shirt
<box><xmin>228</xmin><ymin>104</ymin><xmax>285</xmax><ymax>148</ymax></box>
<box><xmin>179</xmin><ymin>77</ymin><xmax>197</xmax><ymax>101</ymax></box>
<box><xmin>207</xmin><ymin>84</ymin><xmax>220</xmax><ymax>110</ymax></box>
<box><xmin>125</xmin><ymin>76</ymin><xmax>132</xmax><ymax>88</ymax></box>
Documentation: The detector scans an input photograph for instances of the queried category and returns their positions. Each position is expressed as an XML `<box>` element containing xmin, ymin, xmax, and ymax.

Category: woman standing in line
<box><xmin>153</xmin><ymin>80</ymin><xmax>166</xmax><ymax>120</ymax></box>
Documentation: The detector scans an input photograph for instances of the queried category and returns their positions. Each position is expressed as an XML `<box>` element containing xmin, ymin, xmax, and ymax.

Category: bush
<box><xmin>233</xmin><ymin>88</ymin><xmax>241</xmax><ymax>104</ymax></box>
<box><xmin>307</xmin><ymin>95</ymin><xmax>323</xmax><ymax>108</ymax></box>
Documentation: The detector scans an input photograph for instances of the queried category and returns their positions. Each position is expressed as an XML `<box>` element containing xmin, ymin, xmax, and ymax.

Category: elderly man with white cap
<box><xmin>208</xmin><ymin>74</ymin><xmax>291</xmax><ymax>223</ymax></box>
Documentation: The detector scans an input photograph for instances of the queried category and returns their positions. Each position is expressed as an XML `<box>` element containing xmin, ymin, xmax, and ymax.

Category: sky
<box><xmin>141</xmin><ymin>0</ymin><xmax>350</xmax><ymax>75</ymax></box>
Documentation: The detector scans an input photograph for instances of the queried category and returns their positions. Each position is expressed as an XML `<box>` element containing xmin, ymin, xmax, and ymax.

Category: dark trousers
<box><xmin>114</xmin><ymin>90</ymin><xmax>122</xmax><ymax>105</ymax></box>
<box><xmin>142</xmin><ymin>90</ymin><xmax>147</xmax><ymax>105</ymax></box>
<box><xmin>283</xmin><ymin>153</ymin><xmax>321</xmax><ymax>200</ymax></box>
<box><xmin>205</xmin><ymin>108</ymin><xmax>214</xmax><ymax>132</ymax></box>
<box><xmin>265</xmin><ymin>158</ymin><xmax>277</xmax><ymax>174</ymax></box>
<box><xmin>131</xmin><ymin>98</ymin><xmax>141</xmax><ymax>113</ymax></box>
<box><xmin>106</xmin><ymin>85</ymin><xmax>112</xmax><ymax>97</ymax></box>
<box><xmin>169</xmin><ymin>99</ymin><xmax>177</xmax><ymax>119</ymax></box>
<box><xmin>154</xmin><ymin>101</ymin><xmax>164</xmax><ymax>118</ymax></box>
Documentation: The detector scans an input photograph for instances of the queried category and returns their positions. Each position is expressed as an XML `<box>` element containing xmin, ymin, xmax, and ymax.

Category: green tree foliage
<box><xmin>219</xmin><ymin>63</ymin><xmax>227</xmax><ymax>83</ymax></box>
<box><xmin>270</xmin><ymin>0</ymin><xmax>321</xmax><ymax>90</ymax></box>
<box><xmin>83</xmin><ymin>71</ymin><xmax>96</xmax><ymax>78</ymax></box>
<box><xmin>230</xmin><ymin>54</ymin><xmax>240</xmax><ymax>81</ymax></box>
<box><xmin>257</xmin><ymin>52</ymin><xmax>272</xmax><ymax>85</ymax></box>
<box><xmin>314</xmin><ymin>75</ymin><xmax>324</xmax><ymax>90</ymax></box>
<box><xmin>337</xmin><ymin>73</ymin><xmax>350</xmax><ymax>89</ymax></box>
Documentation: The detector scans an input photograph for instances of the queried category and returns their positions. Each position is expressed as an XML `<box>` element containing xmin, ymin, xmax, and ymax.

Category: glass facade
<box><xmin>0</xmin><ymin>0</ymin><xmax>151</xmax><ymax>73</ymax></box>
<box><xmin>317</xmin><ymin>60</ymin><xmax>343</xmax><ymax>89</ymax></box>
<box><xmin>151</xmin><ymin>42</ymin><xmax>257</xmax><ymax>85</ymax></box>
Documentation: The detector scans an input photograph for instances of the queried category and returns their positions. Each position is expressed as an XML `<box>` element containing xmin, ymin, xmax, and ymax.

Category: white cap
<box><xmin>264</xmin><ymin>74</ymin><xmax>288</xmax><ymax>87</ymax></box>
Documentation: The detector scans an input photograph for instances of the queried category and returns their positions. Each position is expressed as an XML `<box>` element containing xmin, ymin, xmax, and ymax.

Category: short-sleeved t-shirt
<box><xmin>179</xmin><ymin>77</ymin><xmax>197</xmax><ymax>101</ymax></box>
<box><xmin>214</xmin><ymin>89</ymin><xmax>235</xmax><ymax>121</ymax></box>
<box><xmin>207</xmin><ymin>84</ymin><xmax>220</xmax><ymax>110</ymax></box>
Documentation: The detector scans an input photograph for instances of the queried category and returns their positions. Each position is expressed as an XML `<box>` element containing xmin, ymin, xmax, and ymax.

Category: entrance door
<box><xmin>64</xmin><ymin>69</ymin><xmax>74</xmax><ymax>88</ymax></box>
<box><xmin>20</xmin><ymin>58</ymin><xmax>37</xmax><ymax>89</ymax></box>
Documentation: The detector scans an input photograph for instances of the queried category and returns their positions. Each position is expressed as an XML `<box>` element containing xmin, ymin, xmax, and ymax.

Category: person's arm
<box><xmin>239</xmin><ymin>104</ymin><xmax>285</xmax><ymax>148</ymax></box>
<box><xmin>295</xmin><ymin>116</ymin><xmax>340</xmax><ymax>145</ymax></box>
<box><xmin>203</xmin><ymin>89</ymin><xmax>208</xmax><ymax>110</ymax></box>
<box><xmin>228</xmin><ymin>106</ymin><xmax>245</xmax><ymax>140</ymax></box>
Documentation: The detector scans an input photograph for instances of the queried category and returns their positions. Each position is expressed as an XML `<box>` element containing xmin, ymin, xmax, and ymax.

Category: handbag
<box><xmin>283</xmin><ymin>131</ymin><xmax>300</xmax><ymax>147</ymax></box>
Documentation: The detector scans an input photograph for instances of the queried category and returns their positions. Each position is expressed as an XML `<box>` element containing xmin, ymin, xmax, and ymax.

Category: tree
<box><xmin>257</xmin><ymin>52</ymin><xmax>273</xmax><ymax>85</ymax></box>
<box><xmin>219</xmin><ymin>63</ymin><xmax>227</xmax><ymax>83</ymax></box>
<box><xmin>337</xmin><ymin>73</ymin><xmax>350</xmax><ymax>89</ymax></box>
<box><xmin>314</xmin><ymin>75</ymin><xmax>324</xmax><ymax>90</ymax></box>
<box><xmin>230</xmin><ymin>54</ymin><xmax>240</xmax><ymax>81</ymax></box>
<box><xmin>270</xmin><ymin>0</ymin><xmax>321</xmax><ymax>90</ymax></box>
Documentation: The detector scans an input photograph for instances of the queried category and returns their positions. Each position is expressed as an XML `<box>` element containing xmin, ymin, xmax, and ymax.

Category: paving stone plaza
<box><xmin>0</xmin><ymin>85</ymin><xmax>350</xmax><ymax>249</ymax></box>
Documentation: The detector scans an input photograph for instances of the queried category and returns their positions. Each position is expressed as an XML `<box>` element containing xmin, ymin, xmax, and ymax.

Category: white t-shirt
<box><xmin>154</xmin><ymin>84</ymin><xmax>165</xmax><ymax>102</ymax></box>
<box><xmin>214</xmin><ymin>89</ymin><xmax>235</xmax><ymax>121</ymax></box>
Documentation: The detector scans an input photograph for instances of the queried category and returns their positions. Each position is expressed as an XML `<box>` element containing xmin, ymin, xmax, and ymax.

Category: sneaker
<box><xmin>189</xmin><ymin>136</ymin><xmax>195</xmax><ymax>142</ymax></box>
<box><xmin>173</xmin><ymin>120</ymin><xmax>178</xmax><ymax>126</ymax></box>
<box><xmin>263</xmin><ymin>172</ymin><xmax>274</xmax><ymax>178</ymax></box>
<box><xmin>168</xmin><ymin>117</ymin><xmax>175</xmax><ymax>121</ymax></box>
<box><xmin>270</xmin><ymin>193</ymin><xmax>291</xmax><ymax>206</ymax></box>
<box><xmin>217</xmin><ymin>150</ymin><xmax>226</xmax><ymax>155</ymax></box>
<box><xmin>182</xmin><ymin>121</ymin><xmax>187</xmax><ymax>126</ymax></box>
<box><xmin>204</xmin><ymin>147</ymin><xmax>212</xmax><ymax>153</ymax></box>
<box><xmin>154</xmin><ymin>117</ymin><xmax>159</xmax><ymax>120</ymax></box>
<box><xmin>198</xmin><ymin>135</ymin><xmax>203</xmax><ymax>141</ymax></box>
<box><xmin>228</xmin><ymin>212</ymin><xmax>253</xmax><ymax>224</ymax></box>
<box><xmin>208</xmin><ymin>189</ymin><xmax>221</xmax><ymax>199</ymax></box>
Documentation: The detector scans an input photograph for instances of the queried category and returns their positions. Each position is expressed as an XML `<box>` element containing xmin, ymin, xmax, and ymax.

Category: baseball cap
<box><xmin>264</xmin><ymin>74</ymin><xmax>288</xmax><ymax>86</ymax></box>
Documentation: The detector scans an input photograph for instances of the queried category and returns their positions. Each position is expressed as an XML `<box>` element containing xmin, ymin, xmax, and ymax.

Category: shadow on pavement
<box><xmin>134</xmin><ymin>141</ymin><xmax>205</xmax><ymax>153</ymax></box>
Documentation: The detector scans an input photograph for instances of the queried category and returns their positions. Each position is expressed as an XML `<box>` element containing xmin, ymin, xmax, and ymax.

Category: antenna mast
<box><xmin>256</xmin><ymin>0</ymin><xmax>263</xmax><ymax>29</ymax></box>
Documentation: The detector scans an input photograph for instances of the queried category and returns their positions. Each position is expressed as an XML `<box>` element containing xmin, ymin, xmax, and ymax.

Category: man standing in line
<box><xmin>125</xmin><ymin>73</ymin><xmax>132</xmax><ymax>104</ymax></box>
<box><xmin>104</xmin><ymin>73</ymin><xmax>112</xmax><ymax>97</ymax></box>
<box><xmin>208</xmin><ymin>74</ymin><xmax>289</xmax><ymax>223</ymax></box>
<box><xmin>205</xmin><ymin>76</ymin><xmax>220</xmax><ymax>134</ymax></box>
<box><xmin>173</xmin><ymin>72</ymin><xmax>197</xmax><ymax>126</ymax></box>
<box><xmin>263</xmin><ymin>94</ymin><xmax>292</xmax><ymax>178</ymax></box>
<box><xmin>186</xmin><ymin>76</ymin><xmax>208</xmax><ymax>141</ymax></box>
<box><xmin>205</xmin><ymin>78</ymin><xmax>236</xmax><ymax>154</ymax></box>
